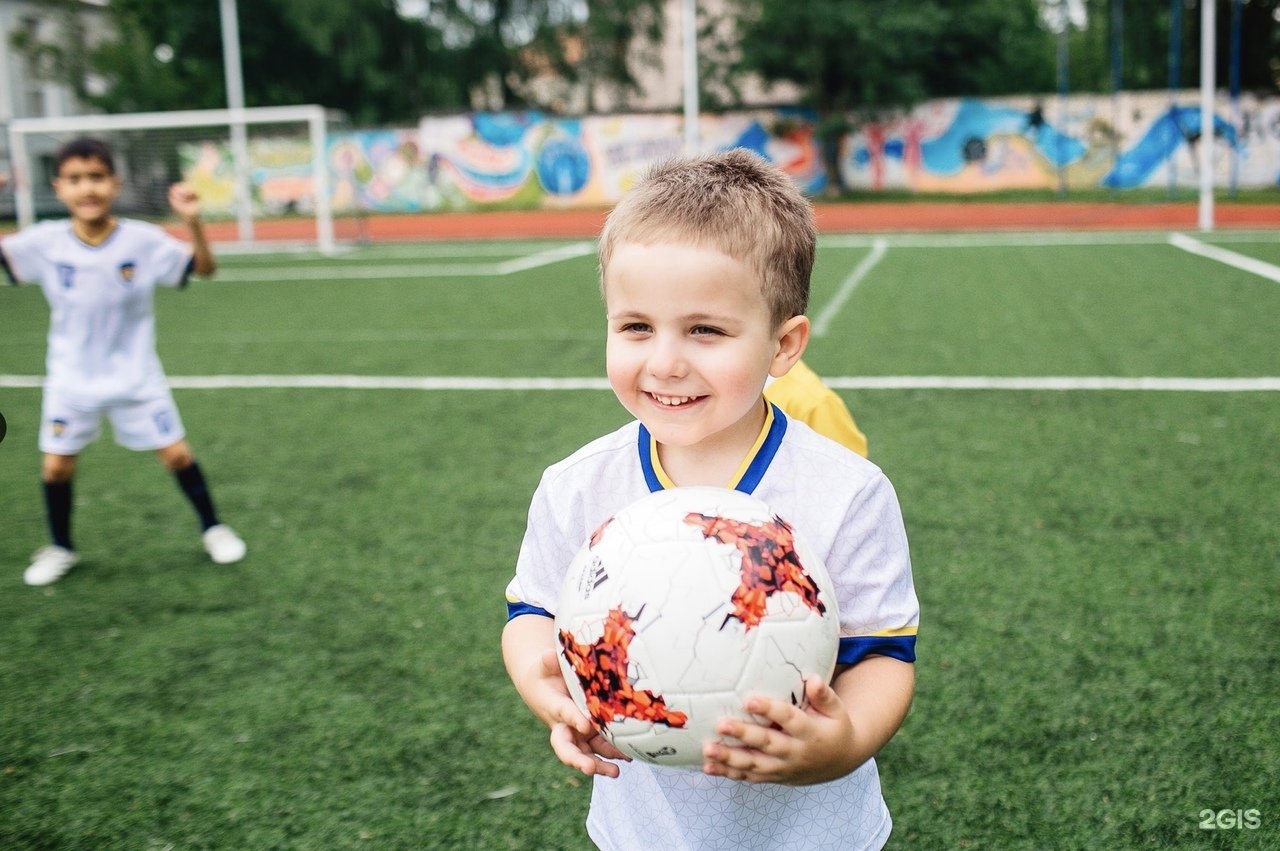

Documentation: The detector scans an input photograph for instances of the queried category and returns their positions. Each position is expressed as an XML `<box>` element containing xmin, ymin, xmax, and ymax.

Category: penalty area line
<box><xmin>1168</xmin><ymin>233</ymin><xmax>1280</xmax><ymax>284</ymax></box>
<box><xmin>2</xmin><ymin>375</ymin><xmax>1279</xmax><ymax>392</ymax></box>
<box><xmin>812</xmin><ymin>238</ymin><xmax>888</xmax><ymax>338</ymax></box>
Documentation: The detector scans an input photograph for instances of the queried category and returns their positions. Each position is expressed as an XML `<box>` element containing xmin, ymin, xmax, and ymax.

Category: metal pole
<box><xmin>10</xmin><ymin>127</ymin><xmax>33</xmax><ymax>229</ymax></box>
<box><xmin>219</xmin><ymin>0</ymin><xmax>253</xmax><ymax>243</ymax></box>
<box><xmin>1056</xmin><ymin>1</ymin><xmax>1069</xmax><ymax>196</ymax></box>
<box><xmin>1198</xmin><ymin>0</ymin><xmax>1216</xmax><ymax>231</ymax></box>
<box><xmin>682</xmin><ymin>0</ymin><xmax>699</xmax><ymax>154</ymax></box>
<box><xmin>1110</xmin><ymin>0</ymin><xmax>1124</xmax><ymax>170</ymax></box>
<box><xmin>1228</xmin><ymin>0</ymin><xmax>1242</xmax><ymax>198</ymax></box>
<box><xmin>309</xmin><ymin>109</ymin><xmax>335</xmax><ymax>255</ymax></box>
<box><xmin>1168</xmin><ymin>0</ymin><xmax>1182</xmax><ymax>197</ymax></box>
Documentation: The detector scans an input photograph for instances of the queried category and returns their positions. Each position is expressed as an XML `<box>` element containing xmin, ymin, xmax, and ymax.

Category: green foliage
<box><xmin>728</xmin><ymin>0</ymin><xmax>1053</xmax><ymax>114</ymax></box>
<box><xmin>1071</xmin><ymin>0</ymin><xmax>1280</xmax><ymax>95</ymax></box>
<box><xmin>7</xmin><ymin>1</ymin><xmax>665</xmax><ymax>119</ymax></box>
<box><xmin>2</xmin><ymin>233</ymin><xmax>1279</xmax><ymax>847</ymax></box>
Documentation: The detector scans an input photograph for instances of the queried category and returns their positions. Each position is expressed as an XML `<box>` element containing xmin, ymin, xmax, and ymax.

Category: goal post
<box><xmin>8</xmin><ymin>104</ymin><xmax>342</xmax><ymax>254</ymax></box>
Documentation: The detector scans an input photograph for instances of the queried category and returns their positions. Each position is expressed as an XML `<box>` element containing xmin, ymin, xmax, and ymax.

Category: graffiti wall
<box><xmin>844</xmin><ymin>91</ymin><xmax>1278</xmax><ymax>193</ymax></box>
<box><xmin>179</xmin><ymin>92</ymin><xmax>1280</xmax><ymax>215</ymax></box>
<box><xmin>412</xmin><ymin>107</ymin><xmax>827</xmax><ymax>211</ymax></box>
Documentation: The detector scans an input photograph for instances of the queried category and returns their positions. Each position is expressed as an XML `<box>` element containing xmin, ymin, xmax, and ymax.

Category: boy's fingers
<box><xmin>744</xmin><ymin>694</ymin><xmax>800</xmax><ymax>729</ymax></box>
<box><xmin>805</xmin><ymin>675</ymin><xmax>840</xmax><ymax>714</ymax></box>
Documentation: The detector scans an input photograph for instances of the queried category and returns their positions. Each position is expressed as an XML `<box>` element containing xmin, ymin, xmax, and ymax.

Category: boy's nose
<box><xmin>646</xmin><ymin>337</ymin><xmax>688</xmax><ymax>379</ymax></box>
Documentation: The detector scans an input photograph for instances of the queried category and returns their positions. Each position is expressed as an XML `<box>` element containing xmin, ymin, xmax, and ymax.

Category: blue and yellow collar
<box><xmin>637</xmin><ymin>402</ymin><xmax>788</xmax><ymax>495</ymax></box>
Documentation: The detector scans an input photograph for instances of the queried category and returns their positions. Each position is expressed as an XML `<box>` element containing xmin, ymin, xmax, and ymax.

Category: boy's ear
<box><xmin>769</xmin><ymin>314</ymin><xmax>810</xmax><ymax>378</ymax></box>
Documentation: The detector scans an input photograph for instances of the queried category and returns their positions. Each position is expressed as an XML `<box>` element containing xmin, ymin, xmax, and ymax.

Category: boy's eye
<box><xmin>617</xmin><ymin>322</ymin><xmax>651</xmax><ymax>334</ymax></box>
<box><xmin>691</xmin><ymin>325</ymin><xmax>723</xmax><ymax>336</ymax></box>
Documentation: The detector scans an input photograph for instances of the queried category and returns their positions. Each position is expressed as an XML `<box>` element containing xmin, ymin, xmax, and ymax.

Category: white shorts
<box><xmin>39</xmin><ymin>388</ymin><xmax>186</xmax><ymax>454</ymax></box>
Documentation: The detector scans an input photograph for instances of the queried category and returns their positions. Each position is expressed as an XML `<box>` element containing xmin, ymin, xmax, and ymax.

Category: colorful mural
<box><xmin>414</xmin><ymin>107</ymin><xmax>826</xmax><ymax>210</ymax></box>
<box><xmin>843</xmin><ymin>92</ymin><xmax>1269</xmax><ymax>193</ymax></box>
<box><xmin>179</xmin><ymin>92</ymin><xmax>1280</xmax><ymax>215</ymax></box>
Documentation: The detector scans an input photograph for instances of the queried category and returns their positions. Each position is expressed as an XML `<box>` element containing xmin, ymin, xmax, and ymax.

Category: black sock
<box><xmin>44</xmin><ymin>480</ymin><xmax>74</xmax><ymax>550</ymax></box>
<box><xmin>174</xmin><ymin>462</ymin><xmax>220</xmax><ymax>532</ymax></box>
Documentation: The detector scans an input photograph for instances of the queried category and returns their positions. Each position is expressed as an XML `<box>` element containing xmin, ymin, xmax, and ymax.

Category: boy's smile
<box><xmin>604</xmin><ymin>240</ymin><xmax>808</xmax><ymax>483</ymax></box>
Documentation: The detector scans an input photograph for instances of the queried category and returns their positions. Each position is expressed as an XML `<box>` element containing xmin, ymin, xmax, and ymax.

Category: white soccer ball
<box><xmin>554</xmin><ymin>486</ymin><xmax>839</xmax><ymax>768</ymax></box>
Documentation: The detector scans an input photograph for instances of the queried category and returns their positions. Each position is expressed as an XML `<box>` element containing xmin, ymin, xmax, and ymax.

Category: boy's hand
<box><xmin>528</xmin><ymin>649</ymin><xmax>630</xmax><ymax>778</ymax></box>
<box><xmin>701</xmin><ymin>675</ymin><xmax>856</xmax><ymax>786</ymax></box>
<box><xmin>167</xmin><ymin>182</ymin><xmax>202</xmax><ymax>222</ymax></box>
<box><xmin>550</xmin><ymin>720</ymin><xmax>630</xmax><ymax>778</ymax></box>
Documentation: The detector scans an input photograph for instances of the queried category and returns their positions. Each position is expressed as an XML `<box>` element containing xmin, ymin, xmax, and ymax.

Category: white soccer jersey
<box><xmin>1</xmin><ymin>218</ymin><xmax>194</xmax><ymax>406</ymax></box>
<box><xmin>507</xmin><ymin>404</ymin><xmax>919</xmax><ymax>851</ymax></box>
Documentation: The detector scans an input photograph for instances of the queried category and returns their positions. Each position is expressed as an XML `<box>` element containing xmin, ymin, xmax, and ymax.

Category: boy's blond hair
<box><xmin>598</xmin><ymin>149</ymin><xmax>816</xmax><ymax>327</ymax></box>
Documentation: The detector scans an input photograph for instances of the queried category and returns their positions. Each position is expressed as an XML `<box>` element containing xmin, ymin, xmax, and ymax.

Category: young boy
<box><xmin>502</xmin><ymin>150</ymin><xmax>918</xmax><ymax>850</ymax></box>
<box><xmin>1</xmin><ymin>137</ymin><xmax>246</xmax><ymax>586</ymax></box>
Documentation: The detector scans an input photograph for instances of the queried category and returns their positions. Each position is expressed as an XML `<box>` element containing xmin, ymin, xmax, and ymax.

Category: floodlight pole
<box><xmin>219</xmin><ymin>0</ymin><xmax>253</xmax><ymax>243</ymax></box>
<box><xmin>682</xmin><ymin>0</ymin><xmax>699</xmax><ymax>154</ymax></box>
<box><xmin>1197</xmin><ymin>0</ymin><xmax>1216</xmax><ymax>232</ymax></box>
<box><xmin>1055</xmin><ymin>0</ymin><xmax>1069</xmax><ymax>197</ymax></box>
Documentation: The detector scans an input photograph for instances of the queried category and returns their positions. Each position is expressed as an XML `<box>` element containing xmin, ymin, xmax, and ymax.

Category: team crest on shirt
<box><xmin>152</xmin><ymin>409</ymin><xmax>175</xmax><ymax>435</ymax></box>
<box><xmin>118</xmin><ymin>261</ymin><xmax>137</xmax><ymax>286</ymax></box>
<box><xmin>50</xmin><ymin>418</ymin><xmax>69</xmax><ymax>437</ymax></box>
<box><xmin>56</xmin><ymin>263</ymin><xmax>75</xmax><ymax>290</ymax></box>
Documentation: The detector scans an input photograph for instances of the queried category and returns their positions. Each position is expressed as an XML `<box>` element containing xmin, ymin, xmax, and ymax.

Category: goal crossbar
<box><xmin>8</xmin><ymin>105</ymin><xmax>337</xmax><ymax>253</ymax></box>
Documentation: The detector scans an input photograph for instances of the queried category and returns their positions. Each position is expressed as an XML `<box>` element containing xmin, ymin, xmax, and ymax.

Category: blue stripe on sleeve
<box><xmin>179</xmin><ymin>256</ymin><xmax>195</xmax><ymax>288</ymax></box>
<box><xmin>506</xmin><ymin>601</ymin><xmax>553</xmax><ymax>622</ymax></box>
<box><xmin>838</xmin><ymin>634</ymin><xmax>917</xmax><ymax>665</ymax></box>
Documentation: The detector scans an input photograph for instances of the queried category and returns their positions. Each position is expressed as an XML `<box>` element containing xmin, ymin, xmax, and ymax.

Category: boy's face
<box><xmin>604</xmin><ymin>240</ymin><xmax>807</xmax><ymax>459</ymax></box>
<box><xmin>53</xmin><ymin>156</ymin><xmax>120</xmax><ymax>225</ymax></box>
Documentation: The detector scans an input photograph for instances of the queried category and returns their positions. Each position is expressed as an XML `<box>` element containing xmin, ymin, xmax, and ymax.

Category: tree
<box><xmin>10</xmin><ymin>0</ymin><xmax>466</xmax><ymax>123</ymax></box>
<box><xmin>726</xmin><ymin>0</ymin><xmax>1055</xmax><ymax>192</ymax></box>
<box><xmin>408</xmin><ymin>0</ymin><xmax>664</xmax><ymax>112</ymax></box>
<box><xmin>573</xmin><ymin>0</ymin><xmax>666</xmax><ymax>112</ymax></box>
<box><xmin>1057</xmin><ymin>0</ymin><xmax>1279</xmax><ymax>96</ymax></box>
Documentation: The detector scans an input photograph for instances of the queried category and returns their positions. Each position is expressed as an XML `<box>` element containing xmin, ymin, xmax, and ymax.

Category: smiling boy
<box><xmin>502</xmin><ymin>150</ymin><xmax>919</xmax><ymax>850</ymax></box>
<box><xmin>1</xmin><ymin>137</ymin><xmax>246</xmax><ymax>584</ymax></box>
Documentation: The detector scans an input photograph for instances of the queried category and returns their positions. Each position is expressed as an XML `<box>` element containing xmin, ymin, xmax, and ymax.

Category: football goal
<box><xmin>7</xmin><ymin>104</ymin><xmax>343</xmax><ymax>253</ymax></box>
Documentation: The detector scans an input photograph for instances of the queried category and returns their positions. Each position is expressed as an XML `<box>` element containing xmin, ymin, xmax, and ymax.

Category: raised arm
<box><xmin>168</xmin><ymin>182</ymin><xmax>217</xmax><ymax>277</ymax></box>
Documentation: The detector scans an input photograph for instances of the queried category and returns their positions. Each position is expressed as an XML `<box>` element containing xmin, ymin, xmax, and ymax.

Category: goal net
<box><xmin>7</xmin><ymin>105</ymin><xmax>346</xmax><ymax>254</ymax></box>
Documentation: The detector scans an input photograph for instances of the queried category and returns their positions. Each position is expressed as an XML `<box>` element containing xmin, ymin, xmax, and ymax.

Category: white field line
<box><xmin>1166</xmin><ymin>233</ymin><xmax>1280</xmax><ymax>284</ymax></box>
<box><xmin>820</xmin><ymin>230</ymin><xmax>1280</xmax><ymax>249</ymax></box>
<box><xmin>811</xmin><ymin>237</ymin><xmax>888</xmax><ymax>337</ymax></box>
<box><xmin>823</xmin><ymin>376</ymin><xmax>1280</xmax><ymax>392</ymax></box>
<box><xmin>495</xmin><ymin>241</ymin><xmax>597</xmax><ymax>274</ymax></box>
<box><xmin>219</xmin><ymin>240</ymin><xmax>585</xmax><ymax>263</ymax></box>
<box><xmin>3</xmin><ymin>375</ymin><xmax>1278</xmax><ymax>392</ymax></box>
<box><xmin>213</xmin><ymin>240</ymin><xmax>595</xmax><ymax>282</ymax></box>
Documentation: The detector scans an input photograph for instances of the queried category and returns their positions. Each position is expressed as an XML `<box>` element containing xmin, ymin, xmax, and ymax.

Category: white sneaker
<box><xmin>24</xmin><ymin>545</ymin><xmax>79</xmax><ymax>586</ymax></box>
<box><xmin>202</xmin><ymin>524</ymin><xmax>246</xmax><ymax>564</ymax></box>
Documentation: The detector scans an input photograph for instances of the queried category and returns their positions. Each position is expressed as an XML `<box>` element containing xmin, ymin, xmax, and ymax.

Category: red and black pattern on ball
<box><xmin>559</xmin><ymin>605</ymin><xmax>689</xmax><ymax>730</ymax></box>
<box><xmin>685</xmin><ymin>512</ymin><xmax>826</xmax><ymax>630</ymax></box>
<box><xmin>588</xmin><ymin>516</ymin><xmax>613</xmax><ymax>548</ymax></box>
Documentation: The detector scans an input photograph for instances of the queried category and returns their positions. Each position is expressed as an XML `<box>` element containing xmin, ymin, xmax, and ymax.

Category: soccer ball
<box><xmin>554</xmin><ymin>486</ymin><xmax>839</xmax><ymax>768</ymax></box>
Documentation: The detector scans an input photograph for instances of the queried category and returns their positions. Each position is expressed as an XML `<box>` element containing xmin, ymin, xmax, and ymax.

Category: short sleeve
<box><xmin>147</xmin><ymin>227</ymin><xmax>195</xmax><ymax>288</ymax></box>
<box><xmin>0</xmin><ymin>227</ymin><xmax>46</xmax><ymax>284</ymax></box>
<box><xmin>830</xmin><ymin>472</ymin><xmax>919</xmax><ymax>664</ymax></box>
<box><xmin>507</xmin><ymin>471</ymin><xmax>583</xmax><ymax>621</ymax></box>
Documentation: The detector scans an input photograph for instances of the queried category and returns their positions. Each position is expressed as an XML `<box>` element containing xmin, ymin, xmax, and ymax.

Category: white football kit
<box><xmin>1</xmin><ymin>219</ymin><xmax>195</xmax><ymax>453</ymax></box>
<box><xmin>507</xmin><ymin>405</ymin><xmax>919</xmax><ymax>851</ymax></box>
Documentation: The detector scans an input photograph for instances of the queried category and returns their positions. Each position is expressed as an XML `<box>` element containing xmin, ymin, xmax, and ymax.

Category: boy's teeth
<box><xmin>654</xmin><ymin>393</ymin><xmax>693</xmax><ymax>406</ymax></box>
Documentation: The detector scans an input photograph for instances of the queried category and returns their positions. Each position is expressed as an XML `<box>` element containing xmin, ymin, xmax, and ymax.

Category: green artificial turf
<box><xmin>2</xmin><ymin>234</ymin><xmax>1277</xmax><ymax>848</ymax></box>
